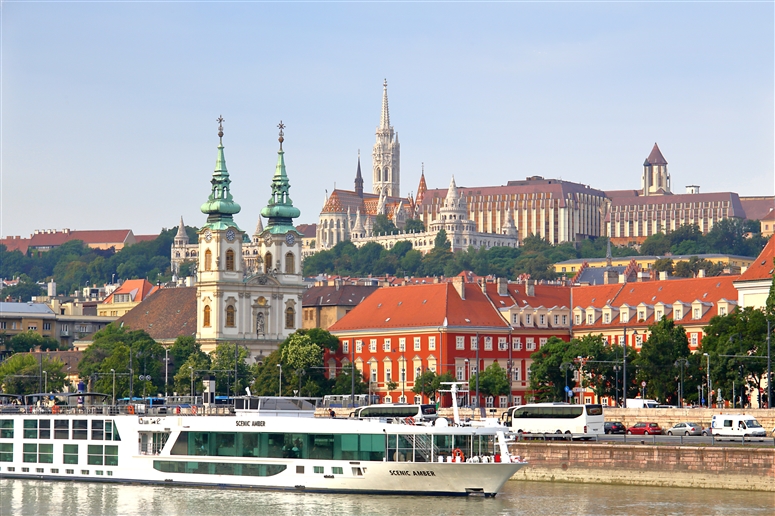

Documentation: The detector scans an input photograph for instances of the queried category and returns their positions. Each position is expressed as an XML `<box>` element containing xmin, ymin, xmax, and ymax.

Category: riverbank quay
<box><xmin>508</xmin><ymin>441</ymin><xmax>775</xmax><ymax>491</ymax></box>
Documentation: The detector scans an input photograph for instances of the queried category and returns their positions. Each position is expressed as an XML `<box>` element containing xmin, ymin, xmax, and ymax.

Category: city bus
<box><xmin>349</xmin><ymin>403</ymin><xmax>437</xmax><ymax>423</ymax></box>
<box><xmin>322</xmin><ymin>394</ymin><xmax>380</xmax><ymax>408</ymax></box>
<box><xmin>500</xmin><ymin>402</ymin><xmax>605</xmax><ymax>436</ymax></box>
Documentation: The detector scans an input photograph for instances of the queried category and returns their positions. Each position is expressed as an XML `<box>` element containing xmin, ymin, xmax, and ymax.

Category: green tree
<box><xmin>633</xmin><ymin>318</ymin><xmax>690</xmax><ymax>404</ymax></box>
<box><xmin>168</xmin><ymin>336</ymin><xmax>200</xmax><ymax>380</ymax></box>
<box><xmin>434</xmin><ymin>229</ymin><xmax>450</xmax><ymax>250</ymax></box>
<box><xmin>2</xmin><ymin>279</ymin><xmax>44</xmax><ymax>302</ymax></box>
<box><xmin>765</xmin><ymin>258</ymin><xmax>775</xmax><ymax>317</ymax></box>
<box><xmin>373</xmin><ymin>214</ymin><xmax>398</xmax><ymax>235</ymax></box>
<box><xmin>250</xmin><ymin>350</ymin><xmax>285</xmax><ymax>396</ymax></box>
<box><xmin>209</xmin><ymin>343</ymin><xmax>253</xmax><ymax>397</ymax></box>
<box><xmin>640</xmin><ymin>232</ymin><xmax>671</xmax><ymax>255</ymax></box>
<box><xmin>0</xmin><ymin>353</ymin><xmax>67</xmax><ymax>395</ymax></box>
<box><xmin>331</xmin><ymin>366</ymin><xmax>368</xmax><ymax>395</ymax></box>
<box><xmin>412</xmin><ymin>369</ymin><xmax>438</xmax><ymax>400</ymax></box>
<box><xmin>528</xmin><ymin>337</ymin><xmax>575</xmax><ymax>402</ymax></box>
<box><xmin>404</xmin><ymin>218</ymin><xmax>425</xmax><ymax>233</ymax></box>
<box><xmin>476</xmin><ymin>363</ymin><xmax>510</xmax><ymax>399</ymax></box>
<box><xmin>653</xmin><ymin>258</ymin><xmax>674</xmax><ymax>275</ymax></box>
<box><xmin>7</xmin><ymin>331</ymin><xmax>61</xmax><ymax>354</ymax></box>
<box><xmin>173</xmin><ymin>350</ymin><xmax>211</xmax><ymax>396</ymax></box>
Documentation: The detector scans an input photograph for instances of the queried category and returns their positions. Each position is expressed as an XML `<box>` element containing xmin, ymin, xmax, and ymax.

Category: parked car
<box><xmin>604</xmin><ymin>421</ymin><xmax>626</xmax><ymax>434</ymax></box>
<box><xmin>666</xmin><ymin>422</ymin><xmax>702</xmax><ymax>436</ymax></box>
<box><xmin>626</xmin><ymin>422</ymin><xmax>663</xmax><ymax>435</ymax></box>
<box><xmin>701</xmin><ymin>427</ymin><xmax>711</xmax><ymax>436</ymax></box>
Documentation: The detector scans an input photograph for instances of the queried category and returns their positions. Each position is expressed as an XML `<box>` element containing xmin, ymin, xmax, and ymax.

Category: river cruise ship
<box><xmin>0</xmin><ymin>393</ymin><xmax>525</xmax><ymax>497</ymax></box>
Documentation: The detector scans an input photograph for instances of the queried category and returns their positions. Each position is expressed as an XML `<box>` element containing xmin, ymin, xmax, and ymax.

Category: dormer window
<box><xmin>675</xmin><ymin>309</ymin><xmax>682</xmax><ymax>320</ymax></box>
<box><xmin>719</xmin><ymin>306</ymin><xmax>727</xmax><ymax>316</ymax></box>
<box><xmin>587</xmin><ymin>314</ymin><xmax>593</xmax><ymax>324</ymax></box>
<box><xmin>603</xmin><ymin>313</ymin><xmax>610</xmax><ymax>324</ymax></box>
<box><xmin>621</xmin><ymin>312</ymin><xmax>629</xmax><ymax>323</ymax></box>
<box><xmin>575</xmin><ymin>314</ymin><xmax>581</xmax><ymax>325</ymax></box>
<box><xmin>638</xmin><ymin>311</ymin><xmax>645</xmax><ymax>321</ymax></box>
<box><xmin>693</xmin><ymin>308</ymin><xmax>701</xmax><ymax>320</ymax></box>
<box><xmin>655</xmin><ymin>310</ymin><xmax>662</xmax><ymax>320</ymax></box>
<box><xmin>539</xmin><ymin>315</ymin><xmax>546</xmax><ymax>326</ymax></box>
<box><xmin>525</xmin><ymin>314</ymin><xmax>532</xmax><ymax>325</ymax></box>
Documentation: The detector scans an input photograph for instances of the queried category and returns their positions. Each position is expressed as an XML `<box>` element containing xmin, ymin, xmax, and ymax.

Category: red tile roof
<box><xmin>737</xmin><ymin>235</ymin><xmax>775</xmax><ymax>282</ymax></box>
<box><xmin>29</xmin><ymin>229</ymin><xmax>134</xmax><ymax>248</ymax></box>
<box><xmin>103</xmin><ymin>279</ymin><xmax>157</xmax><ymax>304</ymax></box>
<box><xmin>740</xmin><ymin>197</ymin><xmax>775</xmax><ymax>221</ymax></box>
<box><xmin>0</xmin><ymin>236</ymin><xmax>30</xmax><ymax>254</ymax></box>
<box><xmin>133</xmin><ymin>234</ymin><xmax>158</xmax><ymax>243</ymax></box>
<box><xmin>296</xmin><ymin>224</ymin><xmax>317</xmax><ymax>238</ymax></box>
<box><xmin>329</xmin><ymin>283</ymin><xmax>509</xmax><ymax>332</ymax></box>
<box><xmin>117</xmin><ymin>287</ymin><xmax>197</xmax><ymax>341</ymax></box>
<box><xmin>303</xmin><ymin>284</ymin><xmax>380</xmax><ymax>307</ymax></box>
<box><xmin>571</xmin><ymin>275</ymin><xmax>739</xmax><ymax>330</ymax></box>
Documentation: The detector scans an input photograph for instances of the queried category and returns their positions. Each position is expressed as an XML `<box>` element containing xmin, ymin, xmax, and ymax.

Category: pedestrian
<box><xmin>329</xmin><ymin>409</ymin><xmax>335</xmax><ymax>418</ymax></box>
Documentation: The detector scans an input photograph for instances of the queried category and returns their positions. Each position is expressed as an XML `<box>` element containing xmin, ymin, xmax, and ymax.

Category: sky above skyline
<box><xmin>2</xmin><ymin>2</ymin><xmax>773</xmax><ymax>238</ymax></box>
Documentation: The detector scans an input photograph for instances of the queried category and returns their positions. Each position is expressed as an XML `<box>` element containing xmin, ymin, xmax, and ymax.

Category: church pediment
<box><xmin>245</xmin><ymin>273</ymin><xmax>281</xmax><ymax>287</ymax></box>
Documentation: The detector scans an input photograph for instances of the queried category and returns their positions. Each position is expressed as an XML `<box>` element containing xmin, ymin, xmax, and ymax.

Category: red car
<box><xmin>626</xmin><ymin>422</ymin><xmax>663</xmax><ymax>435</ymax></box>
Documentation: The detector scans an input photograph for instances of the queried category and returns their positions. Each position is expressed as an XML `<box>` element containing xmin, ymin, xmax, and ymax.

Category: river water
<box><xmin>1</xmin><ymin>478</ymin><xmax>773</xmax><ymax>515</ymax></box>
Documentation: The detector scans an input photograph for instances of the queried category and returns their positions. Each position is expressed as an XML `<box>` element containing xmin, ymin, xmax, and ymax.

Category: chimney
<box><xmin>658</xmin><ymin>271</ymin><xmax>667</xmax><ymax>281</ymax></box>
<box><xmin>497</xmin><ymin>277</ymin><xmax>508</xmax><ymax>296</ymax></box>
<box><xmin>526</xmin><ymin>279</ymin><xmax>535</xmax><ymax>297</ymax></box>
<box><xmin>698</xmin><ymin>269</ymin><xmax>705</xmax><ymax>278</ymax></box>
<box><xmin>618</xmin><ymin>273</ymin><xmax>626</xmax><ymax>284</ymax></box>
<box><xmin>451</xmin><ymin>276</ymin><xmax>466</xmax><ymax>300</ymax></box>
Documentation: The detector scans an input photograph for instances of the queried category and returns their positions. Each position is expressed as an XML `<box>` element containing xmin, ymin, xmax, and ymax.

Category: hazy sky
<box><xmin>2</xmin><ymin>2</ymin><xmax>773</xmax><ymax>238</ymax></box>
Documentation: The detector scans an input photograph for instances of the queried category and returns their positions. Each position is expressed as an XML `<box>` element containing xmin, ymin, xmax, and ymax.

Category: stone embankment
<box><xmin>509</xmin><ymin>441</ymin><xmax>775</xmax><ymax>492</ymax></box>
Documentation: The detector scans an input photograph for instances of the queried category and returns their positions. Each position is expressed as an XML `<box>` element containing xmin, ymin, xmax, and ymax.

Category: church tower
<box><xmin>372</xmin><ymin>79</ymin><xmax>400</xmax><ymax>197</ymax></box>
<box><xmin>196</xmin><ymin>117</ymin><xmax>246</xmax><ymax>347</ymax></box>
<box><xmin>641</xmin><ymin>143</ymin><xmax>670</xmax><ymax>196</ymax></box>
<box><xmin>354</xmin><ymin>150</ymin><xmax>364</xmax><ymax>198</ymax></box>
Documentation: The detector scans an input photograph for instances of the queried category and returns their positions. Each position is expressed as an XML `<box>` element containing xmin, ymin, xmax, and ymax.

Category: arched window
<box><xmin>203</xmin><ymin>305</ymin><xmax>211</xmax><ymax>327</ymax></box>
<box><xmin>264</xmin><ymin>252</ymin><xmax>273</xmax><ymax>272</ymax></box>
<box><xmin>226</xmin><ymin>249</ymin><xmax>235</xmax><ymax>271</ymax></box>
<box><xmin>285</xmin><ymin>252</ymin><xmax>295</xmax><ymax>274</ymax></box>
<box><xmin>285</xmin><ymin>306</ymin><xmax>295</xmax><ymax>329</ymax></box>
<box><xmin>204</xmin><ymin>249</ymin><xmax>212</xmax><ymax>271</ymax></box>
<box><xmin>384</xmin><ymin>168</ymin><xmax>389</xmax><ymax>182</ymax></box>
<box><xmin>226</xmin><ymin>305</ymin><xmax>236</xmax><ymax>327</ymax></box>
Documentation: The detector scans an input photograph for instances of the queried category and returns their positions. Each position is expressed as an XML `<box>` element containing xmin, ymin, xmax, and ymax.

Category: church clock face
<box><xmin>285</xmin><ymin>232</ymin><xmax>296</xmax><ymax>246</ymax></box>
<box><xmin>226</xmin><ymin>229</ymin><xmax>236</xmax><ymax>242</ymax></box>
<box><xmin>203</xmin><ymin>229</ymin><xmax>212</xmax><ymax>242</ymax></box>
<box><xmin>263</xmin><ymin>233</ymin><xmax>272</xmax><ymax>245</ymax></box>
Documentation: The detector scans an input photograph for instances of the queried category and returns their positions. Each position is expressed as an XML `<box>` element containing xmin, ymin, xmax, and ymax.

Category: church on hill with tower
<box><xmin>172</xmin><ymin>118</ymin><xmax>304</xmax><ymax>355</ymax></box>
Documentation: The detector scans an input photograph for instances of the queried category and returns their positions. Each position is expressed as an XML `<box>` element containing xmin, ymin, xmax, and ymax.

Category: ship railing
<box><xmin>403</xmin><ymin>432</ymin><xmax>440</xmax><ymax>463</ymax></box>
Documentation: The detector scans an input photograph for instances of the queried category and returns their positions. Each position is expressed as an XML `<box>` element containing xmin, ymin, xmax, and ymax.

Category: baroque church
<box><xmin>171</xmin><ymin>119</ymin><xmax>304</xmax><ymax>355</ymax></box>
<box><xmin>316</xmin><ymin>81</ymin><xmax>520</xmax><ymax>253</ymax></box>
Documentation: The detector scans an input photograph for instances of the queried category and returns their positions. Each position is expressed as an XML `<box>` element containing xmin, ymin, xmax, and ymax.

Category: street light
<box><xmin>43</xmin><ymin>371</ymin><xmax>48</xmax><ymax>393</ymax></box>
<box><xmin>612</xmin><ymin>365</ymin><xmax>621</xmax><ymax>407</ymax></box>
<box><xmin>110</xmin><ymin>368</ymin><xmax>116</xmax><ymax>406</ymax></box>
<box><xmin>164</xmin><ymin>348</ymin><xmax>169</xmax><ymax>397</ymax></box>
<box><xmin>560</xmin><ymin>362</ymin><xmax>572</xmax><ymax>402</ymax></box>
<box><xmin>674</xmin><ymin>358</ymin><xmax>688</xmax><ymax>408</ymax></box>
<box><xmin>464</xmin><ymin>359</ymin><xmax>470</xmax><ymax>406</ymax></box>
<box><xmin>767</xmin><ymin>318</ymin><xmax>772</xmax><ymax>409</ymax></box>
<box><xmin>277</xmin><ymin>364</ymin><xmax>283</xmax><ymax>397</ymax></box>
<box><xmin>622</xmin><ymin>328</ymin><xmax>638</xmax><ymax>408</ymax></box>
<box><xmin>703</xmin><ymin>352</ymin><xmax>711</xmax><ymax>408</ymax></box>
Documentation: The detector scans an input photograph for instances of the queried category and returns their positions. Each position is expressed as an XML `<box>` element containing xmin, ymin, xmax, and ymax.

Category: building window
<box><xmin>693</xmin><ymin>308</ymin><xmax>701</xmax><ymax>320</ymax></box>
<box><xmin>456</xmin><ymin>366</ymin><xmax>464</xmax><ymax>381</ymax></box>
<box><xmin>553</xmin><ymin>315</ymin><xmax>559</xmax><ymax>326</ymax></box>
<box><xmin>719</xmin><ymin>307</ymin><xmax>726</xmax><ymax>316</ymax></box>
<box><xmin>511</xmin><ymin>314</ymin><xmax>519</xmax><ymax>325</ymax></box>
<box><xmin>456</xmin><ymin>336</ymin><xmax>465</xmax><ymax>350</ymax></box>
<box><xmin>498</xmin><ymin>337</ymin><xmax>507</xmax><ymax>351</ymax></box>
<box><xmin>675</xmin><ymin>309</ymin><xmax>682</xmax><ymax>320</ymax></box>
<box><xmin>398</xmin><ymin>338</ymin><xmax>406</xmax><ymax>352</ymax></box>
<box><xmin>513</xmin><ymin>368</ymin><xmax>521</xmax><ymax>381</ymax></box>
<box><xmin>385</xmin><ymin>368</ymin><xmax>392</xmax><ymax>383</ymax></box>
<box><xmin>369</xmin><ymin>339</ymin><xmax>377</xmax><ymax>353</ymax></box>
<box><xmin>285</xmin><ymin>307</ymin><xmax>295</xmax><ymax>329</ymax></box>
<box><xmin>638</xmin><ymin>311</ymin><xmax>645</xmax><ymax>321</ymax></box>
<box><xmin>587</xmin><ymin>314</ymin><xmax>593</xmax><ymax>324</ymax></box>
<box><xmin>525</xmin><ymin>315</ymin><xmax>532</xmax><ymax>325</ymax></box>
<box><xmin>620</xmin><ymin>312</ymin><xmax>629</xmax><ymax>323</ymax></box>
<box><xmin>370</xmin><ymin>369</ymin><xmax>377</xmax><ymax>383</ymax></box>
<box><xmin>512</xmin><ymin>338</ymin><xmax>522</xmax><ymax>351</ymax></box>
<box><xmin>43</xmin><ymin>323</ymin><xmax>51</xmax><ymax>331</ymax></box>
<box><xmin>575</xmin><ymin>314</ymin><xmax>581</xmax><ymax>325</ymax></box>
<box><xmin>562</xmin><ymin>315</ymin><xmax>567</xmax><ymax>325</ymax></box>
<box><xmin>656</xmin><ymin>310</ymin><xmax>663</xmax><ymax>320</ymax></box>
<box><xmin>635</xmin><ymin>334</ymin><xmax>643</xmax><ymax>347</ymax></box>
<box><xmin>485</xmin><ymin>396</ymin><xmax>494</xmax><ymax>408</ymax></box>
<box><xmin>203</xmin><ymin>306</ymin><xmax>211</xmax><ymax>327</ymax></box>
<box><xmin>690</xmin><ymin>333</ymin><xmax>698</xmax><ymax>346</ymax></box>
<box><xmin>428</xmin><ymin>336</ymin><xmax>436</xmax><ymax>351</ymax></box>
<box><xmin>204</xmin><ymin>249</ymin><xmax>212</xmax><ymax>271</ymax></box>
<box><xmin>414</xmin><ymin>337</ymin><xmax>421</xmax><ymax>351</ymax></box>
<box><xmin>499</xmin><ymin>396</ymin><xmax>508</xmax><ymax>408</ymax></box>
<box><xmin>225</xmin><ymin>249</ymin><xmax>235</xmax><ymax>271</ymax></box>
<box><xmin>603</xmin><ymin>313</ymin><xmax>610</xmax><ymax>324</ymax></box>
<box><xmin>539</xmin><ymin>338</ymin><xmax>547</xmax><ymax>348</ymax></box>
<box><xmin>285</xmin><ymin>253</ymin><xmax>295</xmax><ymax>274</ymax></box>
<box><xmin>355</xmin><ymin>340</ymin><xmax>363</xmax><ymax>353</ymax></box>
<box><xmin>383</xmin><ymin>339</ymin><xmax>391</xmax><ymax>352</ymax></box>
<box><xmin>342</xmin><ymin>341</ymin><xmax>349</xmax><ymax>354</ymax></box>
<box><xmin>414</xmin><ymin>395</ymin><xmax>422</xmax><ymax>404</ymax></box>
<box><xmin>484</xmin><ymin>337</ymin><xmax>492</xmax><ymax>351</ymax></box>
<box><xmin>470</xmin><ymin>336</ymin><xmax>478</xmax><ymax>350</ymax></box>
<box><xmin>539</xmin><ymin>315</ymin><xmax>546</xmax><ymax>326</ymax></box>
<box><xmin>264</xmin><ymin>252</ymin><xmax>273</xmax><ymax>272</ymax></box>
<box><xmin>526</xmin><ymin>338</ymin><xmax>536</xmax><ymax>351</ymax></box>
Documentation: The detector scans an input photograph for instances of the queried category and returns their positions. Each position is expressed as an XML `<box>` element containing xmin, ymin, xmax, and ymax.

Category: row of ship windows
<box><xmin>0</xmin><ymin>419</ymin><xmax>121</xmax><ymax>441</ymax></box>
<box><xmin>153</xmin><ymin>461</ymin><xmax>352</xmax><ymax>477</ymax></box>
<box><xmin>0</xmin><ymin>443</ymin><xmax>118</xmax><ymax>466</ymax></box>
<box><xmin>0</xmin><ymin>467</ymin><xmax>113</xmax><ymax>476</ymax></box>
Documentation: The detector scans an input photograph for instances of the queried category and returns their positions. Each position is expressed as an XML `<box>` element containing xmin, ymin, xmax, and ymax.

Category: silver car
<box><xmin>666</xmin><ymin>422</ymin><xmax>703</xmax><ymax>436</ymax></box>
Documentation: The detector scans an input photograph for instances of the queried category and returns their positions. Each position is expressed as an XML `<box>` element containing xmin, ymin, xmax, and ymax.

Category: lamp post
<box><xmin>767</xmin><ymin>318</ymin><xmax>772</xmax><ymax>409</ymax></box>
<box><xmin>401</xmin><ymin>367</ymin><xmax>406</xmax><ymax>403</ymax></box>
<box><xmin>560</xmin><ymin>362</ymin><xmax>572</xmax><ymax>402</ymax></box>
<box><xmin>110</xmin><ymin>368</ymin><xmax>116</xmax><ymax>406</ymax></box>
<box><xmin>164</xmin><ymin>348</ymin><xmax>169</xmax><ymax>397</ymax></box>
<box><xmin>622</xmin><ymin>328</ymin><xmax>637</xmax><ymax>408</ymax></box>
<box><xmin>189</xmin><ymin>366</ymin><xmax>194</xmax><ymax>398</ymax></box>
<box><xmin>674</xmin><ymin>358</ymin><xmax>688</xmax><ymax>408</ymax></box>
<box><xmin>475</xmin><ymin>333</ymin><xmax>480</xmax><ymax>409</ymax></box>
<box><xmin>277</xmin><ymin>364</ymin><xmax>283</xmax><ymax>397</ymax></box>
<box><xmin>464</xmin><ymin>358</ymin><xmax>470</xmax><ymax>406</ymax></box>
<box><xmin>43</xmin><ymin>371</ymin><xmax>48</xmax><ymax>393</ymax></box>
<box><xmin>612</xmin><ymin>365</ymin><xmax>621</xmax><ymax>407</ymax></box>
<box><xmin>703</xmin><ymin>353</ymin><xmax>713</xmax><ymax>408</ymax></box>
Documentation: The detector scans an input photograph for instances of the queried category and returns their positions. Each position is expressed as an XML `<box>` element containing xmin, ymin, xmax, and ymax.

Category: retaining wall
<box><xmin>509</xmin><ymin>442</ymin><xmax>775</xmax><ymax>491</ymax></box>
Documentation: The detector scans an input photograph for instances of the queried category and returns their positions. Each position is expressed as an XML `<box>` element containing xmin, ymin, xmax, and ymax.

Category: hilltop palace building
<box><xmin>172</xmin><ymin>119</ymin><xmax>305</xmax><ymax>354</ymax></box>
<box><xmin>315</xmin><ymin>81</ymin><xmax>610</xmax><ymax>252</ymax></box>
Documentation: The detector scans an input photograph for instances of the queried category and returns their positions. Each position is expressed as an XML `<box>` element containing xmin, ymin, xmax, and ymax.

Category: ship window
<box><xmin>55</xmin><ymin>420</ymin><xmax>69</xmax><ymax>439</ymax></box>
<box><xmin>332</xmin><ymin>467</ymin><xmax>343</xmax><ymax>475</ymax></box>
<box><xmin>91</xmin><ymin>420</ymin><xmax>104</xmax><ymax>441</ymax></box>
<box><xmin>0</xmin><ymin>420</ymin><xmax>13</xmax><ymax>439</ymax></box>
<box><xmin>0</xmin><ymin>443</ymin><xmax>13</xmax><ymax>462</ymax></box>
<box><xmin>314</xmin><ymin>466</ymin><xmax>324</xmax><ymax>474</ymax></box>
<box><xmin>39</xmin><ymin>420</ymin><xmax>50</xmax><ymax>439</ymax></box>
<box><xmin>23</xmin><ymin>420</ymin><xmax>38</xmax><ymax>439</ymax></box>
<box><xmin>88</xmin><ymin>445</ymin><xmax>104</xmax><ymax>465</ymax></box>
<box><xmin>63</xmin><ymin>444</ymin><xmax>78</xmax><ymax>464</ymax></box>
<box><xmin>153</xmin><ymin>460</ymin><xmax>287</xmax><ymax>477</ymax></box>
<box><xmin>72</xmin><ymin>420</ymin><xmax>88</xmax><ymax>440</ymax></box>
